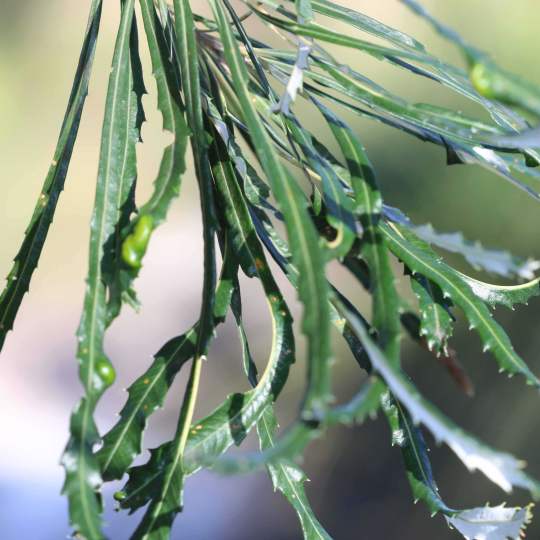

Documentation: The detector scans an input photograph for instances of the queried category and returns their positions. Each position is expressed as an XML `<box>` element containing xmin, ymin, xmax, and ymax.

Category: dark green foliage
<box><xmin>2</xmin><ymin>0</ymin><xmax>540</xmax><ymax>538</ymax></box>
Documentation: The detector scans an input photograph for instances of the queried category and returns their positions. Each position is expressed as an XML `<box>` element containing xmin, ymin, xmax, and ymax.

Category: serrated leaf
<box><xmin>384</xmin><ymin>395</ymin><xmax>532</xmax><ymax>540</ymax></box>
<box><xmin>139</xmin><ymin>0</ymin><xmax>189</xmax><ymax>224</ymax></box>
<box><xmin>206</xmin><ymin>380</ymin><xmax>381</xmax><ymax>476</ymax></box>
<box><xmin>446</xmin><ymin>505</ymin><xmax>533</xmax><ymax>540</ymax></box>
<box><xmin>210</xmin><ymin>128</ymin><xmax>329</xmax><ymax>539</ymax></box>
<box><xmin>97</xmin><ymin>332</ymin><xmax>195</xmax><ymax>481</ymax></box>
<box><xmin>119</xmin><ymin>303</ymin><xmax>295</xmax><ymax>512</ymax></box>
<box><xmin>103</xmin><ymin>11</ymin><xmax>146</xmax><ymax>321</ymax></box>
<box><xmin>0</xmin><ymin>0</ymin><xmax>103</xmax><ymax>351</ymax></box>
<box><xmin>457</xmin><ymin>273</ymin><xmax>540</xmax><ymax>311</ymax></box>
<box><xmin>102</xmin><ymin>0</ymin><xmax>190</xmax><ymax>321</ymax></box>
<box><xmin>410</xmin><ymin>223</ymin><xmax>540</xmax><ymax>281</ymax></box>
<box><xmin>400</xmin><ymin>0</ymin><xmax>540</xmax><ymax>118</ymax></box>
<box><xmin>128</xmin><ymin>1</ymin><xmax>218</xmax><ymax>536</ymax></box>
<box><xmin>343</xmin><ymin>303</ymin><xmax>540</xmax><ymax>499</ymax></box>
<box><xmin>61</xmin><ymin>1</ymin><xmax>140</xmax><ymax>538</ymax></box>
<box><xmin>382</xmin><ymin>222</ymin><xmax>540</xmax><ymax>388</ymax></box>
<box><xmin>410</xmin><ymin>275</ymin><xmax>454</xmax><ymax>354</ymax></box>
<box><xmin>315</xmin><ymin>99</ymin><xmax>401</xmax><ymax>363</ymax></box>
<box><xmin>211</xmin><ymin>0</ymin><xmax>332</xmax><ymax>418</ymax></box>
<box><xmin>256</xmin><ymin>407</ymin><xmax>332</xmax><ymax>540</ymax></box>
<box><xmin>97</xmin><ymin>232</ymin><xmax>239</xmax><ymax>482</ymax></box>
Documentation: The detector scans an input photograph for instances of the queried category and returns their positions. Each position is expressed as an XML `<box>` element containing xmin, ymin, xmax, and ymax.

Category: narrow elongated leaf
<box><xmin>129</xmin><ymin>1</ymin><xmax>217</xmax><ymax>536</ymax></box>
<box><xmin>254</xmin><ymin>0</ymin><xmax>533</xmax><ymax>135</ymax></box>
<box><xmin>103</xmin><ymin>14</ymin><xmax>146</xmax><ymax>320</ymax></box>
<box><xmin>409</xmin><ymin>223</ymin><xmax>540</xmax><ymax>280</ymax></box>
<box><xmin>316</xmin><ymin>99</ymin><xmax>401</xmax><ymax>363</ymax></box>
<box><xmin>385</xmin><ymin>397</ymin><xmax>532</xmax><ymax>540</ymax></box>
<box><xmin>410</xmin><ymin>275</ymin><xmax>454</xmax><ymax>354</ymax></box>
<box><xmin>256</xmin><ymin>407</ymin><xmax>332</xmax><ymax>540</ymax></box>
<box><xmin>209</xmin><ymin>381</ymin><xmax>382</xmax><ymax>475</ymax></box>
<box><xmin>211</xmin><ymin>0</ymin><xmax>332</xmax><ymax>418</ymax></box>
<box><xmin>382</xmin><ymin>222</ymin><xmax>540</xmax><ymax>388</ymax></box>
<box><xmin>401</xmin><ymin>0</ymin><xmax>540</xmax><ymax>118</ymax></box>
<box><xmin>343</xmin><ymin>302</ymin><xmax>540</xmax><ymax>499</ymax></box>
<box><xmin>139</xmin><ymin>0</ymin><xmax>189</xmax><ymax>225</ymax></box>
<box><xmin>0</xmin><ymin>0</ymin><xmax>103</xmax><ymax>351</ymax></box>
<box><xmin>209</xmin><ymin>112</ymin><xmax>330</xmax><ymax>538</ymax></box>
<box><xmin>275</xmin><ymin>113</ymin><xmax>356</xmax><ymax>259</ymax></box>
<box><xmin>119</xmin><ymin>294</ymin><xmax>294</xmax><ymax>512</ymax></box>
<box><xmin>458</xmin><ymin>273</ymin><xmax>540</xmax><ymax>310</ymax></box>
<box><xmin>98</xmin><ymin>332</ymin><xmax>195</xmax><ymax>482</ymax></box>
<box><xmin>61</xmin><ymin>1</ymin><xmax>140</xmax><ymax>538</ymax></box>
<box><xmin>102</xmin><ymin>0</ymin><xmax>190</xmax><ymax>322</ymax></box>
<box><xmin>97</xmin><ymin>237</ymin><xmax>239</xmax><ymax>482</ymax></box>
<box><xmin>301</xmin><ymin>0</ymin><xmax>425</xmax><ymax>51</ymax></box>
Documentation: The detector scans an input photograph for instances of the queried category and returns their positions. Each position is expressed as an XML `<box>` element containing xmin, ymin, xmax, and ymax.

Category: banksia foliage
<box><xmin>3</xmin><ymin>0</ymin><xmax>540</xmax><ymax>538</ymax></box>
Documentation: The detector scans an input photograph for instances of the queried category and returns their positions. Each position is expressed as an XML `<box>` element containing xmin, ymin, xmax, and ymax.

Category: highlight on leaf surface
<box><xmin>3</xmin><ymin>0</ymin><xmax>540</xmax><ymax>539</ymax></box>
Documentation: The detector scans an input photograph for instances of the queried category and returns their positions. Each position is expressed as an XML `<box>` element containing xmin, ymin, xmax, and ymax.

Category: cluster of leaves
<box><xmin>2</xmin><ymin>0</ymin><xmax>540</xmax><ymax>538</ymax></box>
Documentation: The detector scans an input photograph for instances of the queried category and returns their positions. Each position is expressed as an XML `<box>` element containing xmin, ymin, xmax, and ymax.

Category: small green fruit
<box><xmin>131</xmin><ymin>214</ymin><xmax>154</xmax><ymax>252</ymax></box>
<box><xmin>113</xmin><ymin>491</ymin><xmax>127</xmax><ymax>502</ymax></box>
<box><xmin>470</xmin><ymin>63</ymin><xmax>496</xmax><ymax>99</ymax></box>
<box><xmin>95</xmin><ymin>357</ymin><xmax>116</xmax><ymax>387</ymax></box>
<box><xmin>121</xmin><ymin>236</ymin><xmax>141</xmax><ymax>269</ymax></box>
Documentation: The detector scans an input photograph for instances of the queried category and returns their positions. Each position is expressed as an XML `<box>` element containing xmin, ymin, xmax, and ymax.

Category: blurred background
<box><xmin>1</xmin><ymin>1</ymin><xmax>540</xmax><ymax>538</ymax></box>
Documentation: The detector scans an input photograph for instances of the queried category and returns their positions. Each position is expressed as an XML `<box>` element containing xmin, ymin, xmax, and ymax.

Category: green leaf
<box><xmin>207</xmin><ymin>380</ymin><xmax>381</xmax><ymax>476</ymax></box>
<box><xmin>303</xmin><ymin>0</ymin><xmax>425</xmax><ymax>51</ymax></box>
<box><xmin>138</xmin><ymin>0</ymin><xmax>189</xmax><ymax>225</ymax></box>
<box><xmin>315</xmin><ymin>99</ymin><xmax>401</xmax><ymax>363</ymax></box>
<box><xmin>256</xmin><ymin>407</ymin><xmax>332</xmax><ymax>540</ymax></box>
<box><xmin>342</xmin><ymin>301</ymin><xmax>540</xmax><ymax>499</ymax></box>
<box><xmin>0</xmin><ymin>0</ymin><xmax>103</xmax><ymax>351</ymax></box>
<box><xmin>401</xmin><ymin>0</ymin><xmax>540</xmax><ymax>117</ymax></box>
<box><xmin>384</xmin><ymin>396</ymin><xmax>533</xmax><ymax>540</ymax></box>
<box><xmin>97</xmin><ymin>332</ymin><xmax>195</xmax><ymax>482</ymax></box>
<box><xmin>97</xmin><ymin>236</ymin><xmax>239</xmax><ymax>483</ymax></box>
<box><xmin>119</xmin><ymin>296</ymin><xmax>295</xmax><ymax>512</ymax></box>
<box><xmin>409</xmin><ymin>223</ymin><xmax>540</xmax><ymax>280</ymax></box>
<box><xmin>410</xmin><ymin>275</ymin><xmax>454</xmax><ymax>355</ymax></box>
<box><xmin>457</xmin><ymin>273</ymin><xmax>540</xmax><ymax>310</ymax></box>
<box><xmin>209</xmin><ymin>115</ymin><xmax>329</xmax><ymax>538</ymax></box>
<box><xmin>382</xmin><ymin>222</ymin><xmax>540</xmax><ymax>388</ymax></box>
<box><xmin>128</xmin><ymin>0</ymin><xmax>218</xmax><ymax>536</ymax></box>
<box><xmin>103</xmin><ymin>10</ymin><xmax>147</xmax><ymax>321</ymax></box>
<box><xmin>211</xmin><ymin>0</ymin><xmax>332</xmax><ymax>418</ymax></box>
<box><xmin>61</xmin><ymin>1</ymin><xmax>140</xmax><ymax>538</ymax></box>
<box><xmin>276</xmin><ymin>113</ymin><xmax>357</xmax><ymax>259</ymax></box>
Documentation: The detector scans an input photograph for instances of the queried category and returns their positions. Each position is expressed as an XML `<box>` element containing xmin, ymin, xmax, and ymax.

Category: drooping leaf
<box><xmin>61</xmin><ymin>1</ymin><xmax>141</xmax><ymax>537</ymax></box>
<box><xmin>315</xmin><ymin>99</ymin><xmax>401</xmax><ymax>363</ymax></box>
<box><xmin>211</xmin><ymin>0</ymin><xmax>332</xmax><ymax>419</ymax></box>
<box><xmin>446</xmin><ymin>505</ymin><xmax>533</xmax><ymax>540</ymax></box>
<box><xmin>0</xmin><ymin>0</ymin><xmax>103</xmax><ymax>351</ymax></box>
<box><xmin>102</xmin><ymin>11</ymin><xmax>147</xmax><ymax>320</ymax></box>
<box><xmin>382</xmin><ymin>222</ymin><xmax>540</xmax><ymax>388</ymax></box>
<box><xmin>343</xmin><ymin>302</ymin><xmax>540</xmax><ymax>499</ymax></box>
<box><xmin>209</xmin><ymin>108</ymin><xmax>330</xmax><ymax>538</ymax></box>
<box><xmin>410</xmin><ymin>274</ymin><xmax>454</xmax><ymax>355</ymax></box>
<box><xmin>256</xmin><ymin>407</ymin><xmax>332</xmax><ymax>540</ymax></box>
<box><xmin>406</xmin><ymin>222</ymin><xmax>539</xmax><ymax>281</ymax></box>
<box><xmin>128</xmin><ymin>0</ymin><xmax>218</xmax><ymax>536</ymax></box>
<box><xmin>401</xmin><ymin>0</ymin><xmax>540</xmax><ymax>118</ymax></box>
<box><xmin>384</xmin><ymin>396</ymin><xmax>532</xmax><ymax>540</ymax></box>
